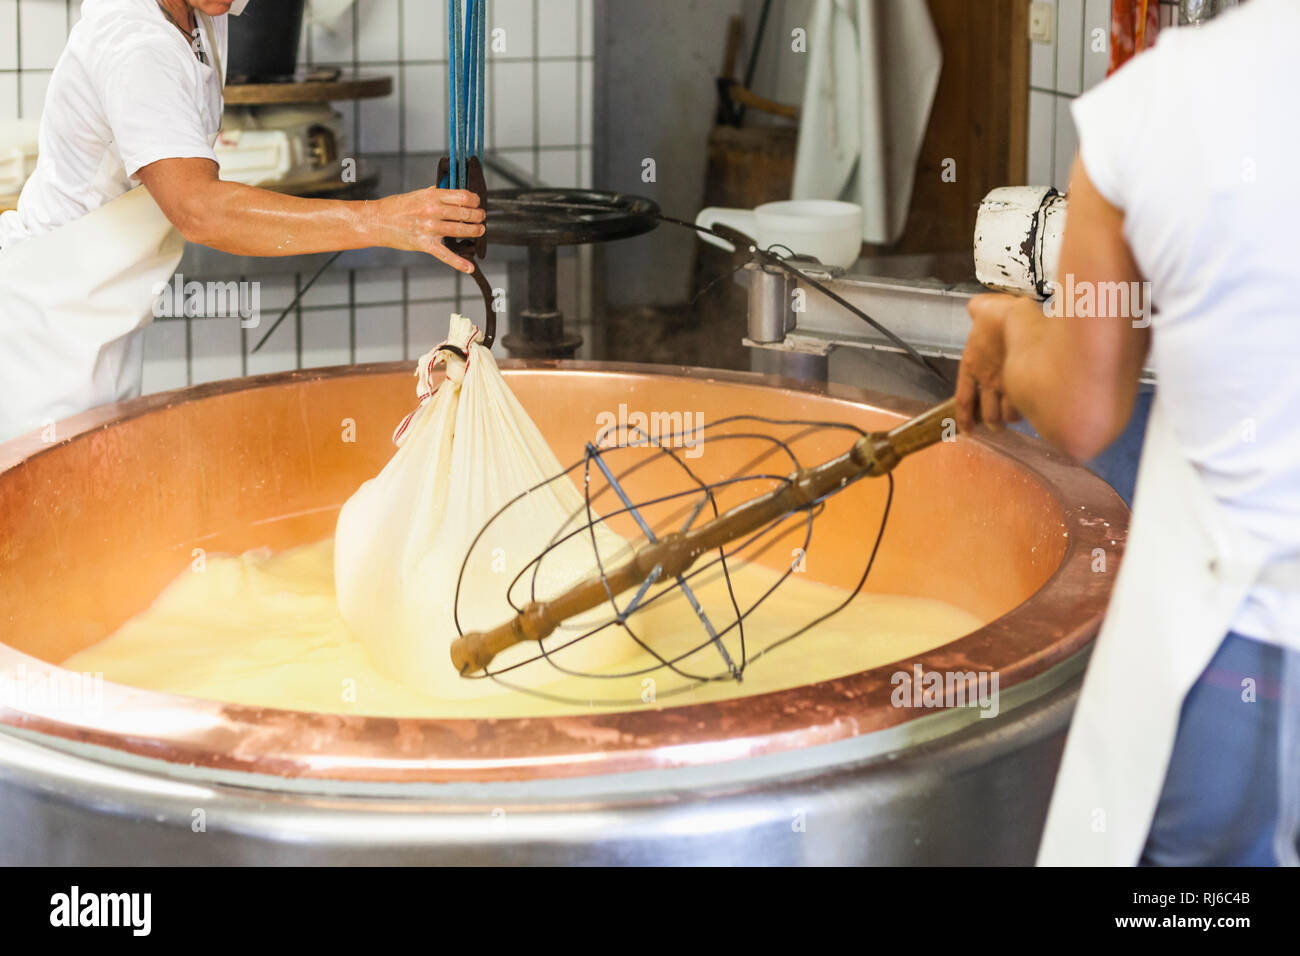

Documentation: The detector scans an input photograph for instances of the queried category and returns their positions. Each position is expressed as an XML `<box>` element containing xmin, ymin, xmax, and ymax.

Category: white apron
<box><xmin>0</xmin><ymin>15</ymin><xmax>223</xmax><ymax>444</ymax></box>
<box><xmin>1039</xmin><ymin>393</ymin><xmax>1300</xmax><ymax>865</ymax></box>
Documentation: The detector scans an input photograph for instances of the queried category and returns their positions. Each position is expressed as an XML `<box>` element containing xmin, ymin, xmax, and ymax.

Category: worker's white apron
<box><xmin>0</xmin><ymin>15</ymin><xmax>222</xmax><ymax>444</ymax></box>
<box><xmin>1038</xmin><ymin>393</ymin><xmax>1300</xmax><ymax>865</ymax></box>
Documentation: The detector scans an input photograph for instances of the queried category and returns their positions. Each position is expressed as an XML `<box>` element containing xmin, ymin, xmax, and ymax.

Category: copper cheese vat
<box><xmin>0</xmin><ymin>363</ymin><xmax>1127</xmax><ymax>864</ymax></box>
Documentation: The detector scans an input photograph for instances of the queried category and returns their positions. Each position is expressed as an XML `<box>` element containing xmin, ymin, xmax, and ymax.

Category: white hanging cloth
<box><xmin>334</xmin><ymin>315</ymin><xmax>637</xmax><ymax>699</ymax></box>
<box><xmin>792</xmin><ymin>0</ymin><xmax>942</xmax><ymax>245</ymax></box>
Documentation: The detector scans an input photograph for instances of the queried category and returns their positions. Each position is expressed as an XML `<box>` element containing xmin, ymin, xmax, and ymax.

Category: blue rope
<box><xmin>444</xmin><ymin>0</ymin><xmax>486</xmax><ymax>190</ymax></box>
<box><xmin>455</xmin><ymin>0</ymin><xmax>466</xmax><ymax>188</ymax></box>
<box><xmin>445</xmin><ymin>0</ymin><xmax>458</xmax><ymax>188</ymax></box>
<box><xmin>464</xmin><ymin>0</ymin><xmax>476</xmax><ymax>187</ymax></box>
<box><xmin>474</xmin><ymin>0</ymin><xmax>485</xmax><ymax>160</ymax></box>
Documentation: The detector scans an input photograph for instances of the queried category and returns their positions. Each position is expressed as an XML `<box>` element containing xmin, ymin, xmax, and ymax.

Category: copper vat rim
<box><xmin>0</xmin><ymin>361</ymin><xmax>1128</xmax><ymax>784</ymax></box>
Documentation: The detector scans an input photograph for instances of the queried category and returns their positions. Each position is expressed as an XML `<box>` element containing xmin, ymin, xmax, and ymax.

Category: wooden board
<box><xmin>879</xmin><ymin>0</ymin><xmax>1030</xmax><ymax>256</ymax></box>
<box><xmin>224</xmin><ymin>75</ymin><xmax>393</xmax><ymax>106</ymax></box>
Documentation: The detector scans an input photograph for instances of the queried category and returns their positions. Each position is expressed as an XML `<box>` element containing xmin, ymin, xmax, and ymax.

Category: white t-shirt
<box><xmin>0</xmin><ymin>0</ymin><xmax>226</xmax><ymax>249</ymax></box>
<box><xmin>1071</xmin><ymin>0</ymin><xmax>1300</xmax><ymax>645</ymax></box>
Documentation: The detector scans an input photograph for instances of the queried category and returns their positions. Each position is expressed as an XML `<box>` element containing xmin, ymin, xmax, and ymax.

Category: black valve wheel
<box><xmin>485</xmin><ymin>189</ymin><xmax>660</xmax><ymax>247</ymax></box>
<box><xmin>483</xmin><ymin>189</ymin><xmax>660</xmax><ymax>359</ymax></box>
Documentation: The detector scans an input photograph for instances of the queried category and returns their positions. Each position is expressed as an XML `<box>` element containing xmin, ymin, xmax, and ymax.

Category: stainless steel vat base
<box><xmin>0</xmin><ymin>659</ymin><xmax>1082</xmax><ymax>865</ymax></box>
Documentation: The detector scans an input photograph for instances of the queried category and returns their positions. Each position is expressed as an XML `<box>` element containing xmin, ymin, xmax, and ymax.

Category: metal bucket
<box><xmin>0</xmin><ymin>363</ymin><xmax>1126</xmax><ymax>864</ymax></box>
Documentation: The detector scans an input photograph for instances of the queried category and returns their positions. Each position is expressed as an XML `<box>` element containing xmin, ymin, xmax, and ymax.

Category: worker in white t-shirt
<box><xmin>0</xmin><ymin>0</ymin><xmax>484</xmax><ymax>443</ymax></box>
<box><xmin>956</xmin><ymin>0</ymin><xmax>1300</xmax><ymax>866</ymax></box>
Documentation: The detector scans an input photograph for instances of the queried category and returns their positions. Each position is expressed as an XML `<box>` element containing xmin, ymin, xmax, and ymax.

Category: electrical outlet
<box><xmin>1029</xmin><ymin>1</ymin><xmax>1054</xmax><ymax>43</ymax></box>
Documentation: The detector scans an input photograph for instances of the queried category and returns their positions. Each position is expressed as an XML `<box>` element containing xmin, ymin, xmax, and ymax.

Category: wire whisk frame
<box><xmin>451</xmin><ymin>411</ymin><xmax>897</xmax><ymax>707</ymax></box>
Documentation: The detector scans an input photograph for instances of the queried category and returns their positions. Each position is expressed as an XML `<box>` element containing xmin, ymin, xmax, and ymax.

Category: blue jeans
<box><xmin>1141</xmin><ymin>631</ymin><xmax>1299</xmax><ymax>866</ymax></box>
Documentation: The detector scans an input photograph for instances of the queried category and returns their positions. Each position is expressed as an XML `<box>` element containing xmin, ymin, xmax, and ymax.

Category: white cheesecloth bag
<box><xmin>334</xmin><ymin>315</ymin><xmax>634</xmax><ymax>699</ymax></box>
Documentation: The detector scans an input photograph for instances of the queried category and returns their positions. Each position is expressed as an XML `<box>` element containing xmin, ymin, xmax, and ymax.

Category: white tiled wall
<box><xmin>137</xmin><ymin>258</ymin><xmax>517</xmax><ymax>395</ymax></box>
<box><xmin>1026</xmin><ymin>0</ymin><xmax>1181</xmax><ymax>191</ymax></box>
<box><xmin>1</xmin><ymin>0</ymin><xmax>594</xmax><ymax>394</ymax></box>
<box><xmin>299</xmin><ymin>0</ymin><xmax>594</xmax><ymax>188</ymax></box>
<box><xmin>2</xmin><ymin>0</ymin><xmax>594</xmax><ymax>176</ymax></box>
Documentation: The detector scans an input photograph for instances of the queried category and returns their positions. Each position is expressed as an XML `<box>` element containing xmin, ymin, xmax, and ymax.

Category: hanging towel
<box><xmin>792</xmin><ymin>0</ymin><xmax>942</xmax><ymax>245</ymax></box>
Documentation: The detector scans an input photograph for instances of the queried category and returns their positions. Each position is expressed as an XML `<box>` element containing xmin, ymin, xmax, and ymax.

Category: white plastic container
<box><xmin>695</xmin><ymin>200</ymin><xmax>865</xmax><ymax>269</ymax></box>
<box><xmin>214</xmin><ymin>105</ymin><xmax>345</xmax><ymax>188</ymax></box>
<box><xmin>0</xmin><ymin>120</ymin><xmax>41</xmax><ymax>199</ymax></box>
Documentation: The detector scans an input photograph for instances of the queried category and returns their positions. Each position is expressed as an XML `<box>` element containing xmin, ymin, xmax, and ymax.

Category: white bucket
<box><xmin>695</xmin><ymin>199</ymin><xmax>864</xmax><ymax>269</ymax></box>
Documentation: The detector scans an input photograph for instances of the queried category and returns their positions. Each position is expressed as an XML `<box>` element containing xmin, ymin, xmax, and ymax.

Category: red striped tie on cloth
<box><xmin>1109</xmin><ymin>0</ymin><xmax>1161</xmax><ymax>74</ymax></box>
<box><xmin>391</xmin><ymin>325</ymin><xmax>483</xmax><ymax>446</ymax></box>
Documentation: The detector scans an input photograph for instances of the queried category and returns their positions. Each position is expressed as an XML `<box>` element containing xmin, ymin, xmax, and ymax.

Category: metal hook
<box><xmin>468</xmin><ymin>261</ymin><xmax>496</xmax><ymax>349</ymax></box>
<box><xmin>437</xmin><ymin>154</ymin><xmax>494</xmax><ymax>348</ymax></box>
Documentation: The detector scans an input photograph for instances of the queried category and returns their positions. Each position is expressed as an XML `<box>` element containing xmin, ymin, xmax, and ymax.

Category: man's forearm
<box><xmin>136</xmin><ymin>156</ymin><xmax>487</xmax><ymax>272</ymax></box>
<box><xmin>174</xmin><ymin>179</ymin><xmax>380</xmax><ymax>257</ymax></box>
